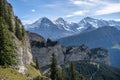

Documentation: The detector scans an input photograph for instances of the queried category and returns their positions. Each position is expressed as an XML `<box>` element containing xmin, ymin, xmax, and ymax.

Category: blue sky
<box><xmin>8</xmin><ymin>0</ymin><xmax>120</xmax><ymax>24</ymax></box>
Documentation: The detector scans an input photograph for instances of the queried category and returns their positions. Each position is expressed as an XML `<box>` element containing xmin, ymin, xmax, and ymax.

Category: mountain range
<box><xmin>58</xmin><ymin>26</ymin><xmax>120</xmax><ymax>68</ymax></box>
<box><xmin>25</xmin><ymin>17</ymin><xmax>120</xmax><ymax>40</ymax></box>
<box><xmin>1</xmin><ymin>0</ymin><xmax>120</xmax><ymax>79</ymax></box>
<box><xmin>27</xmin><ymin>31</ymin><xmax>120</xmax><ymax>80</ymax></box>
<box><xmin>25</xmin><ymin>17</ymin><xmax>120</xmax><ymax>68</ymax></box>
<box><xmin>28</xmin><ymin>31</ymin><xmax>111</xmax><ymax>68</ymax></box>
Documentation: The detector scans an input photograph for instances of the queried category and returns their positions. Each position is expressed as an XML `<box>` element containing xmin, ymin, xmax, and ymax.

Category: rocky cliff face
<box><xmin>27</xmin><ymin>32</ymin><xmax>65</xmax><ymax>68</ymax></box>
<box><xmin>28</xmin><ymin>32</ymin><xmax>110</xmax><ymax>70</ymax></box>
<box><xmin>58</xmin><ymin>26</ymin><xmax>120</xmax><ymax>68</ymax></box>
<box><xmin>65</xmin><ymin>45</ymin><xmax>110</xmax><ymax>65</ymax></box>
<box><xmin>32</xmin><ymin>44</ymin><xmax>65</xmax><ymax>68</ymax></box>
<box><xmin>0</xmin><ymin>0</ymin><xmax>32</xmax><ymax>73</ymax></box>
<box><xmin>13</xmin><ymin>34</ymin><xmax>32</xmax><ymax>73</ymax></box>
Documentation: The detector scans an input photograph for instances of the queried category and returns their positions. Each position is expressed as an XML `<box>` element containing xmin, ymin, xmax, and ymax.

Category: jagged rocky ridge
<box><xmin>58</xmin><ymin>26</ymin><xmax>120</xmax><ymax>68</ymax></box>
<box><xmin>58</xmin><ymin>26</ymin><xmax>120</xmax><ymax>47</ymax></box>
<box><xmin>27</xmin><ymin>32</ymin><xmax>111</xmax><ymax>70</ymax></box>
<box><xmin>28</xmin><ymin>32</ymin><xmax>120</xmax><ymax>80</ymax></box>
<box><xmin>25</xmin><ymin>17</ymin><xmax>120</xmax><ymax>40</ymax></box>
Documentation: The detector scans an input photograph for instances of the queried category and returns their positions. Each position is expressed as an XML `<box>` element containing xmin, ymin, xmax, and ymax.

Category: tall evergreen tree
<box><xmin>56</xmin><ymin>67</ymin><xmax>61</xmax><ymax>80</ymax></box>
<box><xmin>50</xmin><ymin>53</ymin><xmax>58</xmax><ymax>80</ymax></box>
<box><xmin>0</xmin><ymin>0</ymin><xmax>14</xmax><ymax>32</ymax></box>
<box><xmin>61</xmin><ymin>65</ymin><xmax>67</xmax><ymax>80</ymax></box>
<box><xmin>35</xmin><ymin>58</ymin><xmax>39</xmax><ymax>69</ymax></box>
<box><xmin>0</xmin><ymin>17</ymin><xmax>16</xmax><ymax>67</ymax></box>
<box><xmin>7</xmin><ymin>6</ymin><xmax>14</xmax><ymax>32</ymax></box>
<box><xmin>21</xmin><ymin>25</ymin><xmax>26</xmax><ymax>37</ymax></box>
<box><xmin>70</xmin><ymin>62</ymin><xmax>76</xmax><ymax>80</ymax></box>
<box><xmin>0</xmin><ymin>0</ymin><xmax>5</xmax><ymax>17</ymax></box>
<box><xmin>15</xmin><ymin>17</ymin><xmax>23</xmax><ymax>40</ymax></box>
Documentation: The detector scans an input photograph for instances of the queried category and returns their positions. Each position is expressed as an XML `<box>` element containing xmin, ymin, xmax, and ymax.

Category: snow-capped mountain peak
<box><xmin>54</xmin><ymin>17</ymin><xmax>72</xmax><ymax>31</ymax></box>
<box><xmin>35</xmin><ymin>17</ymin><xmax>52</xmax><ymax>25</ymax></box>
<box><xmin>55</xmin><ymin>17</ymin><xmax>65</xmax><ymax>22</ymax></box>
<box><xmin>79</xmin><ymin>17</ymin><xmax>109</xmax><ymax>28</ymax></box>
<box><xmin>55</xmin><ymin>17</ymin><xmax>67</xmax><ymax>25</ymax></box>
<box><xmin>33</xmin><ymin>17</ymin><xmax>48</xmax><ymax>24</ymax></box>
<box><xmin>83</xmin><ymin>17</ymin><xmax>96</xmax><ymax>21</ymax></box>
<box><xmin>25</xmin><ymin>17</ymin><xmax>120</xmax><ymax>39</ymax></box>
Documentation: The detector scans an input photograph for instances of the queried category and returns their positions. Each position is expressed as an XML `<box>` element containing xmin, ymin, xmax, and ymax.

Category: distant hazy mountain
<box><xmin>58</xmin><ymin>26</ymin><xmax>120</xmax><ymax>47</ymax></box>
<box><xmin>58</xmin><ymin>26</ymin><xmax>120</xmax><ymax>68</ymax></box>
<box><xmin>25</xmin><ymin>17</ymin><xmax>120</xmax><ymax>40</ymax></box>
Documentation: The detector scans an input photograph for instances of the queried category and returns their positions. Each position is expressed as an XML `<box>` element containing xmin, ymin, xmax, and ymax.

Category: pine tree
<box><xmin>0</xmin><ymin>0</ymin><xmax>5</xmax><ymax>17</ymax></box>
<box><xmin>70</xmin><ymin>62</ymin><xmax>76</xmax><ymax>80</ymax></box>
<box><xmin>7</xmin><ymin>6</ymin><xmax>14</xmax><ymax>32</ymax></box>
<box><xmin>56</xmin><ymin>67</ymin><xmax>62</xmax><ymax>80</ymax></box>
<box><xmin>21</xmin><ymin>25</ymin><xmax>26</xmax><ymax>37</ymax></box>
<box><xmin>50</xmin><ymin>53</ymin><xmax>58</xmax><ymax>80</ymax></box>
<box><xmin>61</xmin><ymin>66</ymin><xmax>67</xmax><ymax>80</ymax></box>
<box><xmin>15</xmin><ymin>17</ymin><xmax>23</xmax><ymax>40</ymax></box>
<box><xmin>0</xmin><ymin>17</ymin><xmax>16</xmax><ymax>67</ymax></box>
<box><xmin>35</xmin><ymin>58</ymin><xmax>39</xmax><ymax>69</ymax></box>
<box><xmin>0</xmin><ymin>0</ymin><xmax>14</xmax><ymax>32</ymax></box>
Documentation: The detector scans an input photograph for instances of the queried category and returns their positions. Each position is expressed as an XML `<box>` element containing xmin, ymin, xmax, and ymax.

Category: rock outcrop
<box><xmin>28</xmin><ymin>32</ymin><xmax>111</xmax><ymax>70</ymax></box>
<box><xmin>58</xmin><ymin>26</ymin><xmax>120</xmax><ymax>68</ymax></box>
<box><xmin>65</xmin><ymin>45</ymin><xmax>110</xmax><ymax>65</ymax></box>
<box><xmin>13</xmin><ymin>34</ymin><xmax>32</xmax><ymax>73</ymax></box>
<box><xmin>27</xmin><ymin>32</ymin><xmax>65</xmax><ymax>67</ymax></box>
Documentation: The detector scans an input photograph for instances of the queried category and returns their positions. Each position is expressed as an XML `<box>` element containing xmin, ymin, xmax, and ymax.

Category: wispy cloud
<box><xmin>70</xmin><ymin>0</ymin><xmax>95</xmax><ymax>6</ymax></box>
<box><xmin>44</xmin><ymin>4</ymin><xmax>57</xmax><ymax>7</ymax></box>
<box><xmin>66</xmin><ymin>10</ymin><xmax>88</xmax><ymax>18</ymax></box>
<box><xmin>68</xmin><ymin>0</ymin><xmax>120</xmax><ymax>17</ymax></box>
<box><xmin>114</xmin><ymin>19</ymin><xmax>120</xmax><ymax>21</ymax></box>
<box><xmin>31</xmin><ymin>9</ymin><xmax>36</xmax><ymax>12</ymax></box>
<box><xmin>10</xmin><ymin>0</ymin><xmax>120</xmax><ymax>23</ymax></box>
<box><xmin>22</xmin><ymin>19</ymin><xmax>38</xmax><ymax>24</ymax></box>
<box><xmin>21</xmin><ymin>15</ymin><xmax>38</xmax><ymax>24</ymax></box>
<box><xmin>95</xmin><ymin>3</ymin><xmax>120</xmax><ymax>15</ymax></box>
<box><xmin>43</xmin><ymin>1</ymin><xmax>64</xmax><ymax>8</ymax></box>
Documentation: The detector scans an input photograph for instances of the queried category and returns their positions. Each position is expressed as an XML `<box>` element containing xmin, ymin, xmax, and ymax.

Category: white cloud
<box><xmin>69</xmin><ymin>0</ymin><xmax>120</xmax><ymax>17</ymax></box>
<box><xmin>21</xmin><ymin>16</ymin><xmax>38</xmax><ymax>24</ymax></box>
<box><xmin>114</xmin><ymin>19</ymin><xmax>120</xmax><ymax>21</ymax></box>
<box><xmin>95</xmin><ymin>3</ymin><xmax>120</xmax><ymax>15</ymax></box>
<box><xmin>31</xmin><ymin>9</ymin><xmax>36</xmax><ymax>12</ymax></box>
<box><xmin>70</xmin><ymin>0</ymin><xmax>95</xmax><ymax>6</ymax></box>
<box><xmin>22</xmin><ymin>19</ymin><xmax>37</xmax><ymax>24</ymax></box>
<box><xmin>44</xmin><ymin>4</ymin><xmax>57</xmax><ymax>7</ymax></box>
<box><xmin>66</xmin><ymin>10</ymin><xmax>88</xmax><ymax>18</ymax></box>
<box><xmin>43</xmin><ymin>1</ymin><xmax>65</xmax><ymax>8</ymax></box>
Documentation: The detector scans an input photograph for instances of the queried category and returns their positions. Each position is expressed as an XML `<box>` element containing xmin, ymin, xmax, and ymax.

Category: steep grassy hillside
<box><xmin>0</xmin><ymin>67</ymin><xmax>26</xmax><ymax>80</ymax></box>
<box><xmin>0</xmin><ymin>63</ymin><xmax>45</xmax><ymax>80</ymax></box>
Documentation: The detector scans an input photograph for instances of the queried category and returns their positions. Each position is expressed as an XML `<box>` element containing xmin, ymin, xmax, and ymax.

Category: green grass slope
<box><xmin>0</xmin><ymin>62</ymin><xmax>45</xmax><ymax>80</ymax></box>
<box><xmin>0</xmin><ymin>67</ymin><xmax>27</xmax><ymax>80</ymax></box>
